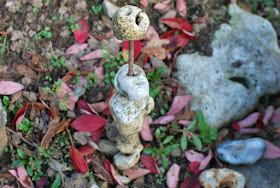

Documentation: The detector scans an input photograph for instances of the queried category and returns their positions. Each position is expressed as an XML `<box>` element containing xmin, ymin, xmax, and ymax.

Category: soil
<box><xmin>0</xmin><ymin>0</ymin><xmax>280</xmax><ymax>187</ymax></box>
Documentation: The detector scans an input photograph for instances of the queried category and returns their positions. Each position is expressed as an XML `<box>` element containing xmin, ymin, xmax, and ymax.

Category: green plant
<box><xmin>43</xmin><ymin>79</ymin><xmax>63</xmax><ymax>94</ymax></box>
<box><xmin>17</xmin><ymin>118</ymin><xmax>34</xmax><ymax>134</ymax></box>
<box><xmin>144</xmin><ymin>129</ymin><xmax>179</xmax><ymax>170</ymax></box>
<box><xmin>44</xmin><ymin>0</ymin><xmax>51</xmax><ymax>4</ymax></box>
<box><xmin>0</xmin><ymin>34</ymin><xmax>7</xmax><ymax>65</ymax></box>
<box><xmin>11</xmin><ymin>148</ymin><xmax>49</xmax><ymax>182</ymax></box>
<box><xmin>84</xmin><ymin>73</ymin><xmax>99</xmax><ymax>89</ymax></box>
<box><xmin>34</xmin><ymin>27</ymin><xmax>52</xmax><ymax>40</ymax></box>
<box><xmin>245</xmin><ymin>0</ymin><xmax>275</xmax><ymax>11</ymax></box>
<box><xmin>66</xmin><ymin>17</ymin><xmax>80</xmax><ymax>34</ymax></box>
<box><xmin>147</xmin><ymin>67</ymin><xmax>166</xmax><ymax>85</ymax></box>
<box><xmin>103</xmin><ymin>51</ymin><xmax>128</xmax><ymax>85</ymax></box>
<box><xmin>33</xmin><ymin>7</ymin><xmax>38</xmax><ymax>13</ymax></box>
<box><xmin>2</xmin><ymin>96</ymin><xmax>10</xmax><ymax>112</ymax></box>
<box><xmin>51</xmin><ymin>55</ymin><xmax>66</xmax><ymax>68</ymax></box>
<box><xmin>91</xmin><ymin>5</ymin><xmax>103</xmax><ymax>14</ymax></box>
<box><xmin>17</xmin><ymin>8</ymin><xmax>23</xmax><ymax>13</ymax></box>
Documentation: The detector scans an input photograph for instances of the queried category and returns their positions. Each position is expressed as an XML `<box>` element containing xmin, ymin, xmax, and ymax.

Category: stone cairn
<box><xmin>109</xmin><ymin>6</ymin><xmax>154</xmax><ymax>170</ymax></box>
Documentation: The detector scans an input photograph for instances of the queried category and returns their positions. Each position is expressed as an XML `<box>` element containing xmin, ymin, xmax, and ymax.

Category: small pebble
<box><xmin>199</xmin><ymin>168</ymin><xmax>246</xmax><ymax>188</ymax></box>
<box><xmin>216</xmin><ymin>138</ymin><xmax>266</xmax><ymax>165</ymax></box>
<box><xmin>73</xmin><ymin>132</ymin><xmax>88</xmax><ymax>145</ymax></box>
<box><xmin>98</xmin><ymin>139</ymin><xmax>119</xmax><ymax>156</ymax></box>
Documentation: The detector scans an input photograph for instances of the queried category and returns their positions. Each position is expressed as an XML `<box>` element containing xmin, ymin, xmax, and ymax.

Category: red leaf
<box><xmin>71</xmin><ymin>114</ymin><xmax>107</xmax><ymax>132</ymax></box>
<box><xmin>237</xmin><ymin>112</ymin><xmax>260</xmax><ymax>129</ymax></box>
<box><xmin>161</xmin><ymin>18</ymin><xmax>192</xmax><ymax>31</ymax></box>
<box><xmin>185</xmin><ymin>150</ymin><xmax>205</xmax><ymax>163</ymax></box>
<box><xmin>140</xmin><ymin>116</ymin><xmax>153</xmax><ymax>141</ymax></box>
<box><xmin>271</xmin><ymin>109</ymin><xmax>280</xmax><ymax>124</ymax></box>
<box><xmin>154</xmin><ymin>0</ymin><xmax>172</xmax><ymax>11</ymax></box>
<box><xmin>63</xmin><ymin>43</ymin><xmax>88</xmax><ymax>56</ymax></box>
<box><xmin>110</xmin><ymin>164</ymin><xmax>125</xmax><ymax>187</ymax></box>
<box><xmin>69</xmin><ymin>145</ymin><xmax>89</xmax><ymax>174</ymax></box>
<box><xmin>122</xmin><ymin>40</ymin><xmax>142</xmax><ymax>60</ymax></box>
<box><xmin>167</xmin><ymin>95</ymin><xmax>192</xmax><ymax>115</ymax></box>
<box><xmin>36</xmin><ymin>177</ymin><xmax>48</xmax><ymax>188</ymax></box>
<box><xmin>140</xmin><ymin>154</ymin><xmax>160</xmax><ymax>174</ymax></box>
<box><xmin>166</xmin><ymin>163</ymin><xmax>180</xmax><ymax>188</ymax></box>
<box><xmin>199</xmin><ymin>150</ymin><xmax>213</xmax><ymax>170</ymax></box>
<box><xmin>8</xmin><ymin>166</ymin><xmax>35</xmax><ymax>188</ymax></box>
<box><xmin>232</xmin><ymin>122</ymin><xmax>241</xmax><ymax>131</ymax></box>
<box><xmin>124</xmin><ymin>168</ymin><xmax>151</xmax><ymax>180</ymax></box>
<box><xmin>181</xmin><ymin>175</ymin><xmax>201</xmax><ymax>188</ymax></box>
<box><xmin>56</xmin><ymin>80</ymin><xmax>77</xmax><ymax>111</ymax></box>
<box><xmin>176</xmin><ymin>0</ymin><xmax>187</xmax><ymax>17</ymax></box>
<box><xmin>102</xmin><ymin>106</ymin><xmax>111</xmax><ymax>115</ymax></box>
<box><xmin>79</xmin><ymin>49</ymin><xmax>105</xmax><ymax>61</ymax></box>
<box><xmin>188</xmin><ymin>161</ymin><xmax>200</xmax><ymax>172</ymax></box>
<box><xmin>12</xmin><ymin>104</ymin><xmax>28</xmax><ymax>130</ymax></box>
<box><xmin>79</xmin><ymin>146</ymin><xmax>95</xmax><ymax>156</ymax></box>
<box><xmin>140</xmin><ymin>0</ymin><xmax>149</xmax><ymax>7</ymax></box>
<box><xmin>145</xmin><ymin>26</ymin><xmax>160</xmax><ymax>40</ymax></box>
<box><xmin>92</xmin><ymin>126</ymin><xmax>105</xmax><ymax>144</ymax></box>
<box><xmin>90</xmin><ymin>102</ymin><xmax>108</xmax><ymax>113</ymax></box>
<box><xmin>0</xmin><ymin>81</ymin><xmax>24</xmax><ymax>95</ymax></box>
<box><xmin>152</xmin><ymin>115</ymin><xmax>175</xmax><ymax>125</ymax></box>
<box><xmin>264</xmin><ymin>140</ymin><xmax>280</xmax><ymax>159</ymax></box>
<box><xmin>74</xmin><ymin>19</ymin><xmax>90</xmax><ymax>44</ymax></box>
<box><xmin>77</xmin><ymin>100</ymin><xmax>98</xmax><ymax>115</ymax></box>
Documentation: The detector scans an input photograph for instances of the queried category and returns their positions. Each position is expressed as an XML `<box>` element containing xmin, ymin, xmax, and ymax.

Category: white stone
<box><xmin>176</xmin><ymin>4</ymin><xmax>280</xmax><ymax>128</ymax></box>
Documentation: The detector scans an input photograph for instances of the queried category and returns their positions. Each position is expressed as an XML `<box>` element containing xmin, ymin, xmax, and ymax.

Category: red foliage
<box><xmin>140</xmin><ymin>155</ymin><xmax>160</xmax><ymax>174</ymax></box>
<box><xmin>69</xmin><ymin>145</ymin><xmax>89</xmax><ymax>174</ymax></box>
<box><xmin>78</xmin><ymin>146</ymin><xmax>95</xmax><ymax>156</ymax></box>
<box><xmin>12</xmin><ymin>104</ymin><xmax>28</xmax><ymax>130</ymax></box>
<box><xmin>122</xmin><ymin>40</ymin><xmax>142</xmax><ymax>60</ymax></box>
<box><xmin>71</xmin><ymin>114</ymin><xmax>107</xmax><ymax>132</ymax></box>
<box><xmin>74</xmin><ymin>19</ymin><xmax>90</xmax><ymax>44</ymax></box>
<box><xmin>92</xmin><ymin>126</ymin><xmax>105</xmax><ymax>144</ymax></box>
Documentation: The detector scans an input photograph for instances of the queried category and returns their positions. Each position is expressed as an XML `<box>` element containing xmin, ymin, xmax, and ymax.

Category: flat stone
<box><xmin>113</xmin><ymin>152</ymin><xmax>140</xmax><ymax>170</ymax></box>
<box><xmin>199</xmin><ymin>168</ymin><xmax>246</xmax><ymax>188</ymax></box>
<box><xmin>0</xmin><ymin>99</ymin><xmax>7</xmax><ymax>157</ymax></box>
<box><xmin>98</xmin><ymin>139</ymin><xmax>119</xmax><ymax>156</ymax></box>
<box><xmin>216</xmin><ymin>138</ymin><xmax>266</xmax><ymax>165</ymax></box>
<box><xmin>175</xmin><ymin>3</ymin><xmax>280</xmax><ymax>128</ymax></box>
<box><xmin>102</xmin><ymin>0</ymin><xmax>120</xmax><ymax>18</ymax></box>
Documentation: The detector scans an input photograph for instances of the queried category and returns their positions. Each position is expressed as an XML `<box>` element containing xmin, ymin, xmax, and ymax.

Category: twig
<box><xmin>6</xmin><ymin>127</ymin><xmax>37</xmax><ymax>148</ymax></box>
<box><xmin>128</xmin><ymin>40</ymin><xmax>134</xmax><ymax>76</ymax></box>
<box><xmin>66</xmin><ymin>128</ymin><xmax>74</xmax><ymax>146</ymax></box>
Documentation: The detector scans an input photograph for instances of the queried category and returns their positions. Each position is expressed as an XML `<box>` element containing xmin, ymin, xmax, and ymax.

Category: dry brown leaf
<box><xmin>55</xmin><ymin>119</ymin><xmax>71</xmax><ymax>134</ymax></box>
<box><xmin>90</xmin><ymin>156</ymin><xmax>113</xmax><ymax>184</ymax></box>
<box><xmin>12</xmin><ymin>63</ymin><xmax>38</xmax><ymax>80</ymax></box>
<box><xmin>142</xmin><ymin>39</ymin><xmax>169</xmax><ymax>59</ymax></box>
<box><xmin>50</xmin><ymin>95</ymin><xmax>60</xmax><ymax>124</ymax></box>
<box><xmin>11</xmin><ymin>91</ymin><xmax>23</xmax><ymax>104</ymax></box>
<box><xmin>41</xmin><ymin>123</ymin><xmax>55</xmax><ymax>150</ymax></box>
<box><xmin>0</xmin><ymin>65</ymin><xmax>17</xmax><ymax>80</ymax></box>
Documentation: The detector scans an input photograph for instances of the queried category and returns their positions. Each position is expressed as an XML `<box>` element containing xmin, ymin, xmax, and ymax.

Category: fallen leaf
<box><xmin>185</xmin><ymin>150</ymin><xmax>205</xmax><ymax>163</ymax></box>
<box><xmin>90</xmin><ymin>102</ymin><xmax>108</xmax><ymax>113</ymax></box>
<box><xmin>142</xmin><ymin>39</ymin><xmax>169</xmax><ymax>59</ymax></box>
<box><xmin>63</xmin><ymin>43</ymin><xmax>88</xmax><ymax>56</ymax></box>
<box><xmin>271</xmin><ymin>108</ymin><xmax>280</xmax><ymax>124</ymax></box>
<box><xmin>0</xmin><ymin>65</ymin><xmax>17</xmax><ymax>79</ymax></box>
<box><xmin>166</xmin><ymin>163</ymin><xmax>180</xmax><ymax>188</ymax></box>
<box><xmin>161</xmin><ymin>18</ymin><xmax>192</xmax><ymax>31</ymax></box>
<box><xmin>88</xmin><ymin>138</ymin><xmax>100</xmax><ymax>151</ymax></box>
<box><xmin>188</xmin><ymin>161</ymin><xmax>200</xmax><ymax>172</ymax></box>
<box><xmin>55</xmin><ymin>119</ymin><xmax>71</xmax><ymax>134</ymax></box>
<box><xmin>56</xmin><ymin>80</ymin><xmax>78</xmax><ymax>111</ymax></box>
<box><xmin>90</xmin><ymin>156</ymin><xmax>113</xmax><ymax>184</ymax></box>
<box><xmin>263</xmin><ymin>105</ymin><xmax>274</xmax><ymax>126</ymax></box>
<box><xmin>41</xmin><ymin>123</ymin><xmax>56</xmax><ymax>150</ymax></box>
<box><xmin>12</xmin><ymin>63</ymin><xmax>38</xmax><ymax>80</ymax></box>
<box><xmin>140</xmin><ymin>154</ymin><xmax>160</xmax><ymax>174</ymax></box>
<box><xmin>110</xmin><ymin>164</ymin><xmax>125</xmax><ymax>187</ymax></box>
<box><xmin>167</xmin><ymin>95</ymin><xmax>192</xmax><ymax>115</ymax></box>
<box><xmin>123</xmin><ymin>168</ymin><xmax>151</xmax><ymax>180</ymax></box>
<box><xmin>154</xmin><ymin>0</ymin><xmax>172</xmax><ymax>11</ymax></box>
<box><xmin>71</xmin><ymin>114</ymin><xmax>107</xmax><ymax>132</ymax></box>
<box><xmin>232</xmin><ymin>112</ymin><xmax>260</xmax><ymax>130</ymax></box>
<box><xmin>8</xmin><ymin>166</ymin><xmax>35</xmax><ymax>188</ymax></box>
<box><xmin>145</xmin><ymin>26</ymin><xmax>160</xmax><ymax>41</ymax></box>
<box><xmin>92</xmin><ymin>126</ymin><xmax>105</xmax><ymax>144</ymax></box>
<box><xmin>36</xmin><ymin>177</ymin><xmax>48</xmax><ymax>188</ymax></box>
<box><xmin>94</xmin><ymin>66</ymin><xmax>105</xmax><ymax>83</ymax></box>
<box><xmin>79</xmin><ymin>49</ymin><xmax>105</xmax><ymax>61</ymax></box>
<box><xmin>69</xmin><ymin>145</ymin><xmax>89</xmax><ymax>174</ymax></box>
<box><xmin>74</xmin><ymin>19</ymin><xmax>90</xmax><ymax>44</ymax></box>
<box><xmin>79</xmin><ymin>146</ymin><xmax>95</xmax><ymax>156</ymax></box>
<box><xmin>140</xmin><ymin>0</ymin><xmax>149</xmax><ymax>7</ymax></box>
<box><xmin>199</xmin><ymin>150</ymin><xmax>213</xmax><ymax>170</ymax></box>
<box><xmin>12</xmin><ymin>104</ymin><xmax>28</xmax><ymax>130</ymax></box>
<box><xmin>152</xmin><ymin>115</ymin><xmax>175</xmax><ymax>124</ymax></box>
<box><xmin>140</xmin><ymin>116</ymin><xmax>153</xmax><ymax>141</ymax></box>
<box><xmin>181</xmin><ymin>175</ymin><xmax>201</xmax><ymax>188</ymax></box>
<box><xmin>264</xmin><ymin>140</ymin><xmax>280</xmax><ymax>159</ymax></box>
<box><xmin>122</xmin><ymin>40</ymin><xmax>142</xmax><ymax>61</ymax></box>
<box><xmin>178</xmin><ymin>120</ymin><xmax>191</xmax><ymax>126</ymax></box>
<box><xmin>77</xmin><ymin>100</ymin><xmax>98</xmax><ymax>115</ymax></box>
<box><xmin>0</xmin><ymin>81</ymin><xmax>24</xmax><ymax>95</ymax></box>
<box><xmin>176</xmin><ymin>0</ymin><xmax>187</xmax><ymax>17</ymax></box>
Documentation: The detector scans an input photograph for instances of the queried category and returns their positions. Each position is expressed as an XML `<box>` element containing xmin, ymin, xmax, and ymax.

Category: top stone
<box><xmin>112</xmin><ymin>5</ymin><xmax>150</xmax><ymax>40</ymax></box>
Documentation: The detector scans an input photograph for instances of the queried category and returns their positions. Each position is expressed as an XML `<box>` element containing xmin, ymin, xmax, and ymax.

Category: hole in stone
<box><xmin>231</xmin><ymin>61</ymin><xmax>242</xmax><ymax>68</ymax></box>
<box><xmin>135</xmin><ymin>13</ymin><xmax>143</xmax><ymax>25</ymax></box>
<box><xmin>229</xmin><ymin>77</ymin><xmax>249</xmax><ymax>89</ymax></box>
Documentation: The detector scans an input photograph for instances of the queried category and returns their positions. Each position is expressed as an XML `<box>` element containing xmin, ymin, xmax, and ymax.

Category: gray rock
<box><xmin>228</xmin><ymin>139</ymin><xmax>280</xmax><ymax>188</ymax></box>
<box><xmin>216</xmin><ymin>138</ymin><xmax>266</xmax><ymax>165</ymax></box>
<box><xmin>114</xmin><ymin>64</ymin><xmax>149</xmax><ymax>101</ymax></box>
<box><xmin>171</xmin><ymin>148</ymin><xmax>181</xmax><ymax>158</ymax></box>
<box><xmin>98</xmin><ymin>139</ymin><xmax>119</xmax><ymax>156</ymax></box>
<box><xmin>73</xmin><ymin>132</ymin><xmax>88</xmax><ymax>146</ymax></box>
<box><xmin>175</xmin><ymin>3</ymin><xmax>280</xmax><ymax>129</ymax></box>
<box><xmin>0</xmin><ymin>99</ymin><xmax>7</xmax><ymax>157</ymax></box>
<box><xmin>150</xmin><ymin>57</ymin><xmax>171</xmax><ymax>78</ymax></box>
<box><xmin>199</xmin><ymin>168</ymin><xmax>246</xmax><ymax>188</ymax></box>
<box><xmin>102</xmin><ymin>0</ymin><xmax>120</xmax><ymax>18</ymax></box>
<box><xmin>105</xmin><ymin>122</ymin><xmax>119</xmax><ymax>142</ymax></box>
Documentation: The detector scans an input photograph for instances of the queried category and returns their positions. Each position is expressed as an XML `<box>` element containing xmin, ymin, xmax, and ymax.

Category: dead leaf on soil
<box><xmin>142</xmin><ymin>39</ymin><xmax>169</xmax><ymax>59</ymax></box>
<box><xmin>41</xmin><ymin>122</ymin><xmax>56</xmax><ymax>150</ymax></box>
<box><xmin>90</xmin><ymin>156</ymin><xmax>113</xmax><ymax>184</ymax></box>
<box><xmin>0</xmin><ymin>65</ymin><xmax>17</xmax><ymax>80</ymax></box>
<box><xmin>12</xmin><ymin>63</ymin><xmax>38</xmax><ymax>80</ymax></box>
<box><xmin>0</xmin><ymin>81</ymin><xmax>24</xmax><ymax>95</ymax></box>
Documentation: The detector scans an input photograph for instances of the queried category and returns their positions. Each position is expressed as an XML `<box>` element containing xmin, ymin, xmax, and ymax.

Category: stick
<box><xmin>128</xmin><ymin>40</ymin><xmax>134</xmax><ymax>76</ymax></box>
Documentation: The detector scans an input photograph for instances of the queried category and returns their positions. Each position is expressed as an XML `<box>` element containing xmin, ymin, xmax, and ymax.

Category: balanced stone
<box><xmin>199</xmin><ymin>168</ymin><xmax>246</xmax><ymax>188</ymax></box>
<box><xmin>216</xmin><ymin>138</ymin><xmax>266</xmax><ymax>165</ymax></box>
<box><xmin>0</xmin><ymin>99</ymin><xmax>7</xmax><ymax>157</ymax></box>
<box><xmin>176</xmin><ymin>3</ymin><xmax>280</xmax><ymax>128</ymax></box>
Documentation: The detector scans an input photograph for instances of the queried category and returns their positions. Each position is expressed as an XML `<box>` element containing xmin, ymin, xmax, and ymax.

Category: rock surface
<box><xmin>216</xmin><ymin>138</ymin><xmax>266</xmax><ymax>165</ymax></box>
<box><xmin>0</xmin><ymin>99</ymin><xmax>7</xmax><ymax>157</ymax></box>
<box><xmin>98</xmin><ymin>139</ymin><xmax>119</xmax><ymax>156</ymax></box>
<box><xmin>199</xmin><ymin>168</ymin><xmax>246</xmax><ymax>188</ymax></box>
<box><xmin>102</xmin><ymin>0</ymin><xmax>120</xmax><ymax>18</ymax></box>
<box><xmin>176</xmin><ymin>3</ymin><xmax>280</xmax><ymax>128</ymax></box>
